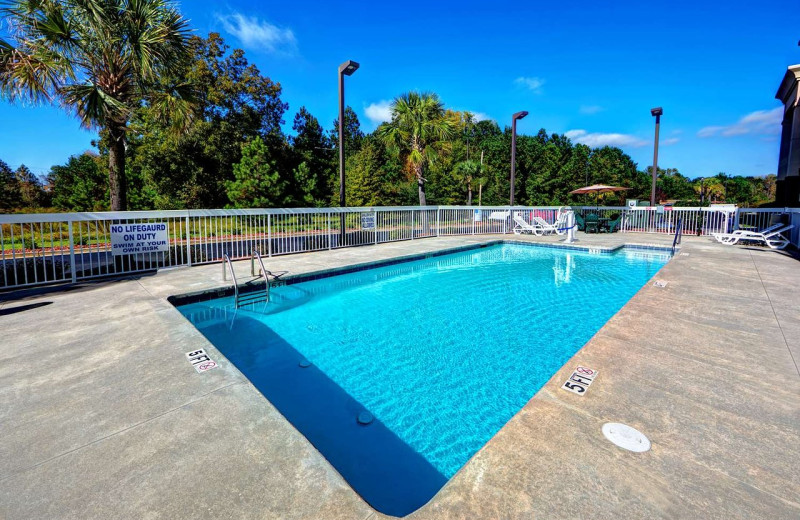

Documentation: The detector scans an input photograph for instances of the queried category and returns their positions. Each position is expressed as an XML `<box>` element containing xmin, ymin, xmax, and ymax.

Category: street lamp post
<box><xmin>510</xmin><ymin>111</ymin><xmax>529</xmax><ymax>206</ymax></box>
<box><xmin>650</xmin><ymin>107</ymin><xmax>663</xmax><ymax>206</ymax></box>
<box><xmin>337</xmin><ymin>59</ymin><xmax>359</xmax><ymax>244</ymax></box>
<box><xmin>338</xmin><ymin>60</ymin><xmax>359</xmax><ymax>208</ymax></box>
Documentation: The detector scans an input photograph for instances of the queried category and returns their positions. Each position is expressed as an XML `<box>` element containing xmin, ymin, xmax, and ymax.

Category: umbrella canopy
<box><xmin>569</xmin><ymin>184</ymin><xmax>630</xmax><ymax>195</ymax></box>
<box><xmin>570</xmin><ymin>184</ymin><xmax>630</xmax><ymax>213</ymax></box>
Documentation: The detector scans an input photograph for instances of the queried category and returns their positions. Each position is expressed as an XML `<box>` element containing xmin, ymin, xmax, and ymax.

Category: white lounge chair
<box><xmin>489</xmin><ymin>210</ymin><xmax>510</xmax><ymax>221</ymax></box>
<box><xmin>713</xmin><ymin>223</ymin><xmax>783</xmax><ymax>243</ymax></box>
<box><xmin>720</xmin><ymin>224</ymin><xmax>794</xmax><ymax>250</ymax></box>
<box><xmin>531</xmin><ymin>216</ymin><xmax>561</xmax><ymax>235</ymax></box>
<box><xmin>513</xmin><ymin>212</ymin><xmax>570</xmax><ymax>236</ymax></box>
<box><xmin>512</xmin><ymin>215</ymin><xmax>537</xmax><ymax>235</ymax></box>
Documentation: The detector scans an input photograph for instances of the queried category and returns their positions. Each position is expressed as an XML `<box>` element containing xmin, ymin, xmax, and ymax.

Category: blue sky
<box><xmin>1</xmin><ymin>0</ymin><xmax>798</xmax><ymax>180</ymax></box>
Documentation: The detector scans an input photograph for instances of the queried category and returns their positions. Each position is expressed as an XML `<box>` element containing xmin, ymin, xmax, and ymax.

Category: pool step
<box><xmin>230</xmin><ymin>249</ymin><xmax>274</xmax><ymax>309</ymax></box>
<box><xmin>237</xmin><ymin>290</ymin><xmax>269</xmax><ymax>306</ymax></box>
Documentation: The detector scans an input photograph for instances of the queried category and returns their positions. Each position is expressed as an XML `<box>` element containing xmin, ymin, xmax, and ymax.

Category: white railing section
<box><xmin>619</xmin><ymin>206</ymin><xmax>735</xmax><ymax>236</ymax></box>
<box><xmin>1</xmin><ymin>205</ymin><xmax>798</xmax><ymax>290</ymax></box>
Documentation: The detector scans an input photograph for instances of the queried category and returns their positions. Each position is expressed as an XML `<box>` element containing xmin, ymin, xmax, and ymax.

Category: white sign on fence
<box><xmin>110</xmin><ymin>222</ymin><xmax>169</xmax><ymax>255</ymax></box>
<box><xmin>361</xmin><ymin>212</ymin><xmax>376</xmax><ymax>230</ymax></box>
<box><xmin>474</xmin><ymin>209</ymin><xmax>482</xmax><ymax>222</ymax></box>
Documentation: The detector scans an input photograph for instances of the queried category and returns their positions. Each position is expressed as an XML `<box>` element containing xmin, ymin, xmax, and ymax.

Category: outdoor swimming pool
<box><xmin>177</xmin><ymin>243</ymin><xmax>669</xmax><ymax>516</ymax></box>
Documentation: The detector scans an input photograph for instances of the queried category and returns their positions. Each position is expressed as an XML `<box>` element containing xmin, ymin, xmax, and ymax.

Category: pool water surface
<box><xmin>177</xmin><ymin>243</ymin><xmax>669</xmax><ymax>515</ymax></box>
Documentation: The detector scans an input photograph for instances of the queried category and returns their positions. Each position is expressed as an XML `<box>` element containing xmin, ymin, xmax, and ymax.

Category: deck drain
<box><xmin>602</xmin><ymin>423</ymin><xmax>651</xmax><ymax>452</ymax></box>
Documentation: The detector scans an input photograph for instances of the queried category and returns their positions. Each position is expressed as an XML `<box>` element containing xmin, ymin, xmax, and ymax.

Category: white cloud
<box><xmin>565</xmin><ymin>129</ymin><xmax>648</xmax><ymax>148</ymax></box>
<box><xmin>579</xmin><ymin>105</ymin><xmax>604</xmax><ymax>115</ymax></box>
<box><xmin>457</xmin><ymin>110</ymin><xmax>493</xmax><ymax>122</ymax></box>
<box><xmin>661</xmin><ymin>137</ymin><xmax>680</xmax><ymax>146</ymax></box>
<box><xmin>364</xmin><ymin>100</ymin><xmax>393</xmax><ymax>125</ymax></box>
<box><xmin>514</xmin><ymin>76</ymin><xmax>545</xmax><ymax>93</ymax></box>
<box><xmin>216</xmin><ymin>12</ymin><xmax>297</xmax><ymax>54</ymax></box>
<box><xmin>697</xmin><ymin>107</ymin><xmax>782</xmax><ymax>138</ymax></box>
<box><xmin>697</xmin><ymin>125</ymin><xmax>725</xmax><ymax>138</ymax></box>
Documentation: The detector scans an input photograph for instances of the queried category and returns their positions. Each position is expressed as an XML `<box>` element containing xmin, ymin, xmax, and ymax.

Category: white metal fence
<box><xmin>1</xmin><ymin>205</ymin><xmax>798</xmax><ymax>290</ymax></box>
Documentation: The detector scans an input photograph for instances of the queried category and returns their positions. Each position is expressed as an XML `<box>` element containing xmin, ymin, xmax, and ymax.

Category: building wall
<box><xmin>776</xmin><ymin>65</ymin><xmax>800</xmax><ymax>206</ymax></box>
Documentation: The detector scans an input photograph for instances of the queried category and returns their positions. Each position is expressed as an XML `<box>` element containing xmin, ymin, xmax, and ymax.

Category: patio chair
<box><xmin>512</xmin><ymin>215</ymin><xmax>537</xmax><ymax>235</ymax></box>
<box><xmin>719</xmin><ymin>225</ymin><xmax>794</xmax><ymax>250</ymax></box>
<box><xmin>531</xmin><ymin>212</ymin><xmax>573</xmax><ymax>236</ymax></box>
<box><xmin>574</xmin><ymin>213</ymin><xmax>586</xmax><ymax>231</ymax></box>
<box><xmin>712</xmin><ymin>223</ymin><xmax>783</xmax><ymax>243</ymax></box>
<box><xmin>605</xmin><ymin>216</ymin><xmax>622</xmax><ymax>233</ymax></box>
<box><xmin>585</xmin><ymin>213</ymin><xmax>600</xmax><ymax>233</ymax></box>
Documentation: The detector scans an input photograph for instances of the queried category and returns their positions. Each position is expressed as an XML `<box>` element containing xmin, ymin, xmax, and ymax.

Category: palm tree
<box><xmin>453</xmin><ymin>159</ymin><xmax>481</xmax><ymax>205</ymax></box>
<box><xmin>377</xmin><ymin>91</ymin><xmax>454</xmax><ymax>206</ymax></box>
<box><xmin>0</xmin><ymin>0</ymin><xmax>193</xmax><ymax>210</ymax></box>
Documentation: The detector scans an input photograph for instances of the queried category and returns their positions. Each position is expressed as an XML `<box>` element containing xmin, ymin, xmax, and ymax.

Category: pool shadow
<box><xmin>198</xmin><ymin>314</ymin><xmax>448</xmax><ymax>517</ymax></box>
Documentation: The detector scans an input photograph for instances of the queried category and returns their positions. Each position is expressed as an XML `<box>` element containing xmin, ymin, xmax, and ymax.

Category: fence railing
<box><xmin>1</xmin><ymin>205</ymin><xmax>798</xmax><ymax>290</ymax></box>
<box><xmin>619</xmin><ymin>206</ymin><xmax>736</xmax><ymax>236</ymax></box>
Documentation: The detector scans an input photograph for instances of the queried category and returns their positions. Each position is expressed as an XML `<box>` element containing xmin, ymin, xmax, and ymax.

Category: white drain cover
<box><xmin>602</xmin><ymin>423</ymin><xmax>651</xmax><ymax>452</ymax></box>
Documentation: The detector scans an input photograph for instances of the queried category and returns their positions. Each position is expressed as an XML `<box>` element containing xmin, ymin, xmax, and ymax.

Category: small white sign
<box><xmin>361</xmin><ymin>212</ymin><xmax>376</xmax><ymax>230</ymax></box>
<box><xmin>185</xmin><ymin>348</ymin><xmax>218</xmax><ymax>373</ymax></box>
<box><xmin>110</xmin><ymin>222</ymin><xmax>169</xmax><ymax>256</ymax></box>
<box><xmin>474</xmin><ymin>209</ymin><xmax>482</xmax><ymax>222</ymax></box>
<box><xmin>561</xmin><ymin>365</ymin><xmax>598</xmax><ymax>395</ymax></box>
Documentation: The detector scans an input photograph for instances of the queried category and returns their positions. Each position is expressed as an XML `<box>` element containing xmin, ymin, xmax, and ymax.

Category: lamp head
<box><xmin>339</xmin><ymin>60</ymin><xmax>360</xmax><ymax>76</ymax></box>
<box><xmin>513</xmin><ymin>111</ymin><xmax>529</xmax><ymax>120</ymax></box>
<box><xmin>651</xmin><ymin>107</ymin><xmax>663</xmax><ymax>117</ymax></box>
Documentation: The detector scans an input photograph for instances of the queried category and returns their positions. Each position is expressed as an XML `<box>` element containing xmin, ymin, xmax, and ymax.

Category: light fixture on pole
<box><xmin>338</xmin><ymin>60</ymin><xmax>359</xmax><ymax>209</ymax></box>
<box><xmin>649</xmin><ymin>107</ymin><xmax>663</xmax><ymax>206</ymax></box>
<box><xmin>337</xmin><ymin>60</ymin><xmax>359</xmax><ymax>245</ymax></box>
<box><xmin>510</xmin><ymin>111</ymin><xmax>528</xmax><ymax>206</ymax></box>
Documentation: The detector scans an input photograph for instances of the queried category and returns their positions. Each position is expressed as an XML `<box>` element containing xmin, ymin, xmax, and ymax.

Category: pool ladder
<box><xmin>222</xmin><ymin>250</ymin><xmax>273</xmax><ymax>308</ymax></box>
<box><xmin>672</xmin><ymin>217</ymin><xmax>683</xmax><ymax>255</ymax></box>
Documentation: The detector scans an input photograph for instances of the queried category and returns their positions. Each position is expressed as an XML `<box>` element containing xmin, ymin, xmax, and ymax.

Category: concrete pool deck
<box><xmin>1</xmin><ymin>233</ymin><xmax>798</xmax><ymax>519</ymax></box>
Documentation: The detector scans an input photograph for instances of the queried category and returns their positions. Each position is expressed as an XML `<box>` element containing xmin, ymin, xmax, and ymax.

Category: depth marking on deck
<box><xmin>653</xmin><ymin>280</ymin><xmax>668</xmax><ymax>288</ymax></box>
<box><xmin>561</xmin><ymin>366</ymin><xmax>598</xmax><ymax>395</ymax></box>
<box><xmin>186</xmin><ymin>348</ymin><xmax>218</xmax><ymax>373</ymax></box>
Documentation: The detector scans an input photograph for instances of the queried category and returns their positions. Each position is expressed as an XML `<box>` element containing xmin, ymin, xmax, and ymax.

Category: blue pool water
<box><xmin>177</xmin><ymin>243</ymin><xmax>669</xmax><ymax>515</ymax></box>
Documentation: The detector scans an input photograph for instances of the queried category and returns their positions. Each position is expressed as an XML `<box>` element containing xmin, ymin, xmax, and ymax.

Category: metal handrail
<box><xmin>672</xmin><ymin>217</ymin><xmax>683</xmax><ymax>254</ymax></box>
<box><xmin>251</xmin><ymin>248</ymin><xmax>270</xmax><ymax>303</ymax></box>
<box><xmin>222</xmin><ymin>254</ymin><xmax>239</xmax><ymax>306</ymax></box>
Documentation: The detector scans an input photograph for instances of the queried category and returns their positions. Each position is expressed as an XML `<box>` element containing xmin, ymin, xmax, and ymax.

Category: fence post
<box><xmin>436</xmin><ymin>208</ymin><xmax>441</xmax><ymax>237</ymax></box>
<box><xmin>374</xmin><ymin>209</ymin><xmax>379</xmax><ymax>245</ymax></box>
<box><xmin>411</xmin><ymin>210</ymin><xmax>415</xmax><ymax>240</ymax></box>
<box><xmin>732</xmin><ymin>208</ymin><xmax>740</xmax><ymax>232</ymax></box>
<box><xmin>327</xmin><ymin>212</ymin><xmax>332</xmax><ymax>250</ymax></box>
<box><xmin>185</xmin><ymin>214</ymin><xmax>192</xmax><ymax>267</ymax></box>
<box><xmin>67</xmin><ymin>220</ymin><xmax>77</xmax><ymax>283</ymax></box>
<box><xmin>267</xmin><ymin>213</ymin><xmax>272</xmax><ymax>257</ymax></box>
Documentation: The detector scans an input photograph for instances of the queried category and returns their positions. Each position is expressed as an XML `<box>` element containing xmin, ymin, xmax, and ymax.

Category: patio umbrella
<box><xmin>569</xmin><ymin>184</ymin><xmax>629</xmax><ymax>211</ymax></box>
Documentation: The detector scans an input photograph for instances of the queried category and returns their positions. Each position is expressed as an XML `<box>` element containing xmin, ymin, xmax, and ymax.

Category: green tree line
<box><xmin>0</xmin><ymin>3</ymin><xmax>776</xmax><ymax>213</ymax></box>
